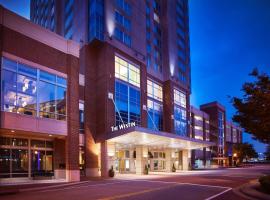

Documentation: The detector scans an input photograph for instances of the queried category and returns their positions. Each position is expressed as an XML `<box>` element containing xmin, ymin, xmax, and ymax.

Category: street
<box><xmin>2</xmin><ymin>165</ymin><xmax>270</xmax><ymax>200</ymax></box>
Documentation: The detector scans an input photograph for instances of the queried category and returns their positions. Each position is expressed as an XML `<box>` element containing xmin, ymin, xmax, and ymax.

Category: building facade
<box><xmin>190</xmin><ymin>106</ymin><xmax>211</xmax><ymax>168</ymax></box>
<box><xmin>0</xmin><ymin>0</ymin><xmax>213</xmax><ymax>182</ymax></box>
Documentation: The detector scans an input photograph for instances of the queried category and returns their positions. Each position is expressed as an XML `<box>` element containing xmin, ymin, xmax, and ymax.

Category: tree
<box><xmin>231</xmin><ymin>68</ymin><xmax>270</xmax><ymax>144</ymax></box>
<box><xmin>264</xmin><ymin>145</ymin><xmax>270</xmax><ymax>161</ymax></box>
<box><xmin>233</xmin><ymin>142</ymin><xmax>258</xmax><ymax>162</ymax></box>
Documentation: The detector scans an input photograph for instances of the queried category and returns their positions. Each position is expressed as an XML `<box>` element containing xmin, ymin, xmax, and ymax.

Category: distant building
<box><xmin>190</xmin><ymin>106</ymin><xmax>211</xmax><ymax>168</ymax></box>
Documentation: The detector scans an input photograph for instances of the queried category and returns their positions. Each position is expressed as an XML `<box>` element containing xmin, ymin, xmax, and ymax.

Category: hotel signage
<box><xmin>111</xmin><ymin>122</ymin><xmax>136</xmax><ymax>132</ymax></box>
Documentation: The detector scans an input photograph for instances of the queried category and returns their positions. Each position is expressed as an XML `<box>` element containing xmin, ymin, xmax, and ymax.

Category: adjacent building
<box><xmin>0</xmin><ymin>0</ymin><xmax>214</xmax><ymax>182</ymax></box>
<box><xmin>190</xmin><ymin>106</ymin><xmax>211</xmax><ymax>168</ymax></box>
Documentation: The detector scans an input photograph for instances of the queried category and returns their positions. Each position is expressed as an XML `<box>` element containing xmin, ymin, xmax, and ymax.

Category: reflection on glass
<box><xmin>31</xmin><ymin>140</ymin><xmax>45</xmax><ymax>148</ymax></box>
<box><xmin>11</xmin><ymin>138</ymin><xmax>28</xmax><ymax>147</ymax></box>
<box><xmin>39</xmin><ymin>81</ymin><xmax>56</xmax><ymax>119</ymax></box>
<box><xmin>2</xmin><ymin>70</ymin><xmax>17</xmax><ymax>113</ymax></box>
<box><xmin>31</xmin><ymin>150</ymin><xmax>53</xmax><ymax>176</ymax></box>
<box><xmin>56</xmin><ymin>86</ymin><xmax>66</xmax><ymax>120</ymax></box>
<box><xmin>11</xmin><ymin>149</ymin><xmax>28</xmax><ymax>177</ymax></box>
<box><xmin>17</xmin><ymin>74</ymin><xmax>37</xmax><ymax>116</ymax></box>
<box><xmin>1</xmin><ymin>57</ymin><xmax>67</xmax><ymax>121</ymax></box>
<box><xmin>0</xmin><ymin>149</ymin><xmax>10</xmax><ymax>178</ymax></box>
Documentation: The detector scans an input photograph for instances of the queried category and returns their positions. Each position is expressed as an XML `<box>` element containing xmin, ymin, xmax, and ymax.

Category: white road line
<box><xmin>204</xmin><ymin>188</ymin><xmax>232</xmax><ymax>200</ymax></box>
<box><xmin>129</xmin><ymin>179</ymin><xmax>231</xmax><ymax>189</ymax></box>
<box><xmin>38</xmin><ymin>180</ymin><xmax>132</xmax><ymax>193</ymax></box>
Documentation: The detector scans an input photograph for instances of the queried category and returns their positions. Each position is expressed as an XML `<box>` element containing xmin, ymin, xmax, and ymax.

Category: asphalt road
<box><xmin>2</xmin><ymin>165</ymin><xmax>270</xmax><ymax>200</ymax></box>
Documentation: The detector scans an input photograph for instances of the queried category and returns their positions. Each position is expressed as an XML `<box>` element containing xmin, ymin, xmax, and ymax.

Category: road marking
<box><xmin>97</xmin><ymin>184</ymin><xmax>178</xmax><ymax>200</ymax></box>
<box><xmin>128</xmin><ymin>179</ymin><xmax>232</xmax><ymax>189</ymax></box>
<box><xmin>38</xmin><ymin>180</ymin><xmax>132</xmax><ymax>193</ymax></box>
<box><xmin>204</xmin><ymin>188</ymin><xmax>232</xmax><ymax>200</ymax></box>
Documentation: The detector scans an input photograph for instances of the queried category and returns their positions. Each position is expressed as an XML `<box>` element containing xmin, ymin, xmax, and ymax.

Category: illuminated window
<box><xmin>174</xmin><ymin>88</ymin><xmax>186</xmax><ymax>108</ymax></box>
<box><xmin>147</xmin><ymin>80</ymin><xmax>162</xmax><ymax>101</ymax></box>
<box><xmin>1</xmin><ymin>57</ymin><xmax>67</xmax><ymax>121</ymax></box>
<box><xmin>194</xmin><ymin>126</ymin><xmax>203</xmax><ymax>131</ymax></box>
<box><xmin>115</xmin><ymin>55</ymin><xmax>140</xmax><ymax>87</ymax></box>
<box><xmin>194</xmin><ymin>115</ymin><xmax>203</xmax><ymax>121</ymax></box>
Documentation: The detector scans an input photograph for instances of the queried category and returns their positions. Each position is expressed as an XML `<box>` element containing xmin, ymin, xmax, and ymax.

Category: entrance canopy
<box><xmin>107</xmin><ymin>127</ymin><xmax>214</xmax><ymax>150</ymax></box>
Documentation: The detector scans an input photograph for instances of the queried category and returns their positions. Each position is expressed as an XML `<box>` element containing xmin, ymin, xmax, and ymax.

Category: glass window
<box><xmin>11</xmin><ymin>149</ymin><xmax>28</xmax><ymax>177</ymax></box>
<box><xmin>31</xmin><ymin>140</ymin><xmax>46</xmax><ymax>148</ymax></box>
<box><xmin>147</xmin><ymin>79</ymin><xmax>162</xmax><ymax>101</ymax></box>
<box><xmin>39</xmin><ymin>81</ymin><xmax>56</xmax><ymax>119</ymax></box>
<box><xmin>147</xmin><ymin>99</ymin><xmax>163</xmax><ymax>131</ymax></box>
<box><xmin>17</xmin><ymin>74</ymin><xmax>37</xmax><ymax>116</ymax></box>
<box><xmin>2</xmin><ymin>70</ymin><xmax>17</xmax><ymax>113</ymax></box>
<box><xmin>115</xmin><ymin>81</ymin><xmax>140</xmax><ymax>126</ymax></box>
<box><xmin>18</xmin><ymin>63</ymin><xmax>37</xmax><ymax>77</ymax></box>
<box><xmin>2</xmin><ymin>57</ymin><xmax>17</xmax><ymax>71</ymax></box>
<box><xmin>1</xmin><ymin>57</ymin><xmax>67</xmax><ymax>121</ymax></box>
<box><xmin>174</xmin><ymin>105</ymin><xmax>187</xmax><ymax>136</ymax></box>
<box><xmin>11</xmin><ymin>138</ymin><xmax>28</xmax><ymax>147</ymax></box>
<box><xmin>40</xmin><ymin>70</ymin><xmax>56</xmax><ymax>82</ymax></box>
<box><xmin>0</xmin><ymin>149</ymin><xmax>10</xmax><ymax>178</ymax></box>
<box><xmin>56</xmin><ymin>86</ymin><xmax>66</xmax><ymax>120</ymax></box>
<box><xmin>115</xmin><ymin>55</ymin><xmax>140</xmax><ymax>88</ymax></box>
<box><xmin>174</xmin><ymin>88</ymin><xmax>186</xmax><ymax>108</ymax></box>
<box><xmin>0</xmin><ymin>137</ymin><xmax>10</xmax><ymax>146</ymax></box>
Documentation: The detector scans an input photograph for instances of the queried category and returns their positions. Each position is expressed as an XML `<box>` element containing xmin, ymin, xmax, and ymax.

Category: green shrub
<box><xmin>259</xmin><ymin>175</ymin><xmax>270</xmax><ymax>194</ymax></box>
<box><xmin>172</xmin><ymin>163</ymin><xmax>176</xmax><ymax>172</ymax></box>
<box><xmin>144</xmin><ymin>165</ymin><xmax>149</xmax><ymax>175</ymax></box>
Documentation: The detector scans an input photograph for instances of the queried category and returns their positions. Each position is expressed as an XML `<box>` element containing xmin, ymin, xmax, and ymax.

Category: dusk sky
<box><xmin>0</xmin><ymin>0</ymin><xmax>269</xmax><ymax>153</ymax></box>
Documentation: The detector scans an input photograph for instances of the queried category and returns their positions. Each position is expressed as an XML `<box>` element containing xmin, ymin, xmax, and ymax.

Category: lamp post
<box><xmin>233</xmin><ymin>153</ymin><xmax>237</xmax><ymax>167</ymax></box>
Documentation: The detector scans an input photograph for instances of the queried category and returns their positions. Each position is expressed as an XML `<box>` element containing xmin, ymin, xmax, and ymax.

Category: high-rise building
<box><xmin>0</xmin><ymin>1</ymin><xmax>213</xmax><ymax>182</ymax></box>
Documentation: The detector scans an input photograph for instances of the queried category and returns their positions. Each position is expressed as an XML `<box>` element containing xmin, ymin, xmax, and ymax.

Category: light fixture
<box><xmin>49</xmin><ymin>134</ymin><xmax>52</xmax><ymax>137</ymax></box>
<box><xmin>11</xmin><ymin>130</ymin><xmax>15</xmax><ymax>133</ymax></box>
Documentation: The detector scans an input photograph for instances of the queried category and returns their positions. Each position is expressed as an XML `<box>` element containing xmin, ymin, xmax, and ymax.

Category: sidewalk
<box><xmin>234</xmin><ymin>179</ymin><xmax>270</xmax><ymax>200</ymax></box>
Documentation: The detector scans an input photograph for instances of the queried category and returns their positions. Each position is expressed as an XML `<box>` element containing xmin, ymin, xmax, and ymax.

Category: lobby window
<box><xmin>174</xmin><ymin>88</ymin><xmax>187</xmax><ymax>136</ymax></box>
<box><xmin>147</xmin><ymin>80</ymin><xmax>163</xmax><ymax>131</ymax></box>
<box><xmin>1</xmin><ymin>57</ymin><xmax>67</xmax><ymax>121</ymax></box>
<box><xmin>174</xmin><ymin>88</ymin><xmax>186</xmax><ymax>108</ymax></box>
<box><xmin>115</xmin><ymin>55</ymin><xmax>140</xmax><ymax>87</ymax></box>
<box><xmin>115</xmin><ymin>56</ymin><xmax>140</xmax><ymax>126</ymax></box>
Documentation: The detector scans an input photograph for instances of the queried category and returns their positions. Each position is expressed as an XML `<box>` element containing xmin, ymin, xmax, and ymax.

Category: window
<box><xmin>116</xmin><ymin>0</ymin><xmax>131</xmax><ymax>15</ymax></box>
<box><xmin>1</xmin><ymin>57</ymin><xmax>67</xmax><ymax>121</ymax></box>
<box><xmin>174</xmin><ymin>88</ymin><xmax>187</xmax><ymax>136</ymax></box>
<box><xmin>147</xmin><ymin>99</ymin><xmax>163</xmax><ymax>131</ymax></box>
<box><xmin>79</xmin><ymin>102</ymin><xmax>84</xmax><ymax>133</ymax></box>
<box><xmin>115</xmin><ymin>55</ymin><xmax>140</xmax><ymax>87</ymax></box>
<box><xmin>89</xmin><ymin>0</ymin><xmax>104</xmax><ymax>41</ymax></box>
<box><xmin>115</xmin><ymin>81</ymin><xmax>140</xmax><ymax>126</ymax></box>
<box><xmin>174</xmin><ymin>88</ymin><xmax>186</xmax><ymax>108</ymax></box>
<box><xmin>114</xmin><ymin>27</ymin><xmax>131</xmax><ymax>47</ymax></box>
<box><xmin>147</xmin><ymin>80</ymin><xmax>162</xmax><ymax>101</ymax></box>
<box><xmin>115</xmin><ymin>11</ymin><xmax>131</xmax><ymax>31</ymax></box>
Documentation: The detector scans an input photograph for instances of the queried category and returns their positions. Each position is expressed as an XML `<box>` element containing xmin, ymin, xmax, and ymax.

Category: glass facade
<box><xmin>0</xmin><ymin>136</ymin><xmax>53</xmax><ymax>178</ymax></box>
<box><xmin>174</xmin><ymin>88</ymin><xmax>187</xmax><ymax>136</ymax></box>
<box><xmin>114</xmin><ymin>0</ymin><xmax>132</xmax><ymax>47</ymax></box>
<box><xmin>1</xmin><ymin>57</ymin><xmax>67</xmax><ymax>121</ymax></box>
<box><xmin>115</xmin><ymin>56</ymin><xmax>140</xmax><ymax>126</ymax></box>
<box><xmin>89</xmin><ymin>0</ymin><xmax>104</xmax><ymax>41</ymax></box>
<box><xmin>147</xmin><ymin>80</ymin><xmax>163</xmax><ymax>131</ymax></box>
<box><xmin>64</xmin><ymin>0</ymin><xmax>74</xmax><ymax>39</ymax></box>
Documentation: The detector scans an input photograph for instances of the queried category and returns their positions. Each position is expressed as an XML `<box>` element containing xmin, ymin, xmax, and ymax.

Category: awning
<box><xmin>107</xmin><ymin>126</ymin><xmax>215</xmax><ymax>150</ymax></box>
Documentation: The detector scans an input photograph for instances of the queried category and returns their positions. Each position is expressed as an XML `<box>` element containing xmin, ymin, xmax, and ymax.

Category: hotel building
<box><xmin>0</xmin><ymin>0</ymin><xmax>214</xmax><ymax>182</ymax></box>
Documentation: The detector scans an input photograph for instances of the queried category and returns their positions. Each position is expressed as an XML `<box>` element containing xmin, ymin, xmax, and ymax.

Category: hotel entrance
<box><xmin>103</xmin><ymin>126</ymin><xmax>214</xmax><ymax>176</ymax></box>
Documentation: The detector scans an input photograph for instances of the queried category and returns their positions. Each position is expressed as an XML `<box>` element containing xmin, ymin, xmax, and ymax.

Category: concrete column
<box><xmin>101</xmin><ymin>142</ymin><xmax>115</xmax><ymax>177</ymax></box>
<box><xmin>182</xmin><ymin>149</ymin><xmax>191</xmax><ymax>171</ymax></box>
<box><xmin>165</xmin><ymin>149</ymin><xmax>172</xmax><ymax>172</ymax></box>
<box><xmin>135</xmin><ymin>146</ymin><xmax>148</xmax><ymax>175</ymax></box>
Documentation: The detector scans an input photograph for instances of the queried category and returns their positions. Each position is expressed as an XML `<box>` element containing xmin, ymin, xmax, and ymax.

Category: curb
<box><xmin>234</xmin><ymin>180</ymin><xmax>270</xmax><ymax>200</ymax></box>
<box><xmin>0</xmin><ymin>180</ymin><xmax>91</xmax><ymax>196</ymax></box>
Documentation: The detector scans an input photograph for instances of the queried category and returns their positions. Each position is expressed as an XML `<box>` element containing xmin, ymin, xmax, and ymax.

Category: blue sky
<box><xmin>0</xmin><ymin>0</ymin><xmax>268</xmax><ymax>153</ymax></box>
